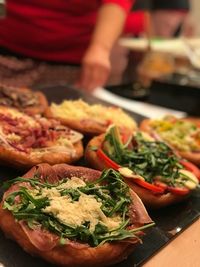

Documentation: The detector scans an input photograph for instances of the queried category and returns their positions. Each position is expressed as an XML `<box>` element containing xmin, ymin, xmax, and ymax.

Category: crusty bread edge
<box><xmin>0</xmin><ymin>164</ymin><xmax>141</xmax><ymax>267</ymax></box>
<box><xmin>140</xmin><ymin>118</ymin><xmax>200</xmax><ymax>166</ymax></box>
<box><xmin>0</xmin><ymin>140</ymin><xmax>83</xmax><ymax>170</ymax></box>
<box><xmin>23</xmin><ymin>91</ymin><xmax>49</xmax><ymax>116</ymax></box>
<box><xmin>85</xmin><ymin>134</ymin><xmax>189</xmax><ymax>209</ymax></box>
<box><xmin>45</xmin><ymin>107</ymin><xmax>106</xmax><ymax>135</ymax></box>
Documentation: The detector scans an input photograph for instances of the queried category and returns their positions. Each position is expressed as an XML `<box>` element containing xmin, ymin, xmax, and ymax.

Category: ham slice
<box><xmin>1</xmin><ymin>163</ymin><xmax>153</xmax><ymax>252</ymax></box>
<box><xmin>19</xmin><ymin>221</ymin><xmax>60</xmax><ymax>252</ymax></box>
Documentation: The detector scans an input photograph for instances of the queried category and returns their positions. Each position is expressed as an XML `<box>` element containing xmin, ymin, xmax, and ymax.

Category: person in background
<box><xmin>0</xmin><ymin>0</ymin><xmax>134</xmax><ymax>91</ymax></box>
<box><xmin>124</xmin><ymin>0</ymin><xmax>190</xmax><ymax>37</ymax></box>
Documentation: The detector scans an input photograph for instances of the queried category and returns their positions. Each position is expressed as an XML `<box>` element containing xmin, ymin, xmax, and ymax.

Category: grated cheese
<box><xmin>39</xmin><ymin>177</ymin><xmax>122</xmax><ymax>232</ymax></box>
<box><xmin>50</xmin><ymin>99</ymin><xmax>137</xmax><ymax>130</ymax></box>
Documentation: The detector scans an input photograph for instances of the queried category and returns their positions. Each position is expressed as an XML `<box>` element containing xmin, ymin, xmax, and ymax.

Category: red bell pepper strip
<box><xmin>153</xmin><ymin>181</ymin><xmax>168</xmax><ymax>190</ymax></box>
<box><xmin>180</xmin><ymin>160</ymin><xmax>200</xmax><ymax>181</ymax></box>
<box><xmin>96</xmin><ymin>148</ymin><xmax>192</xmax><ymax>195</ymax></box>
<box><xmin>97</xmin><ymin>148</ymin><xmax>163</xmax><ymax>193</ymax></box>
<box><xmin>168</xmin><ymin>186</ymin><xmax>190</xmax><ymax>196</ymax></box>
<box><xmin>96</xmin><ymin>149</ymin><xmax>120</xmax><ymax>170</ymax></box>
<box><xmin>133</xmin><ymin>178</ymin><xmax>165</xmax><ymax>194</ymax></box>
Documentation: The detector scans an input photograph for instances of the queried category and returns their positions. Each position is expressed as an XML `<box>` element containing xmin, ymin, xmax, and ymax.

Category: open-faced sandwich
<box><xmin>0</xmin><ymin>106</ymin><xmax>83</xmax><ymax>168</ymax></box>
<box><xmin>45</xmin><ymin>99</ymin><xmax>137</xmax><ymax>135</ymax></box>
<box><xmin>140</xmin><ymin>115</ymin><xmax>200</xmax><ymax>166</ymax></box>
<box><xmin>0</xmin><ymin>163</ymin><xmax>154</xmax><ymax>267</ymax></box>
<box><xmin>85</xmin><ymin>126</ymin><xmax>200</xmax><ymax>209</ymax></box>
<box><xmin>0</xmin><ymin>85</ymin><xmax>48</xmax><ymax>115</ymax></box>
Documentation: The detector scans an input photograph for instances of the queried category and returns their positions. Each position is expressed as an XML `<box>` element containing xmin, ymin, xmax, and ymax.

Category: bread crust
<box><xmin>140</xmin><ymin>118</ymin><xmax>200</xmax><ymax>166</ymax></box>
<box><xmin>45</xmin><ymin>107</ymin><xmax>108</xmax><ymax>135</ymax></box>
<box><xmin>0</xmin><ymin>164</ymin><xmax>152</xmax><ymax>267</ymax></box>
<box><xmin>23</xmin><ymin>91</ymin><xmax>48</xmax><ymax>116</ymax></box>
<box><xmin>45</xmin><ymin>103</ymin><xmax>137</xmax><ymax>136</ymax></box>
<box><xmin>0</xmin><ymin>105</ymin><xmax>83</xmax><ymax>169</ymax></box>
<box><xmin>85</xmin><ymin>134</ymin><xmax>189</xmax><ymax>209</ymax></box>
<box><xmin>0</xmin><ymin>141</ymin><xmax>83</xmax><ymax>170</ymax></box>
<box><xmin>0</xmin><ymin>86</ymin><xmax>48</xmax><ymax>116</ymax></box>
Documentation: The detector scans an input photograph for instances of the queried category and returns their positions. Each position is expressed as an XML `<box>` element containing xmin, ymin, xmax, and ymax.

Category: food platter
<box><xmin>0</xmin><ymin>85</ymin><xmax>199</xmax><ymax>267</ymax></box>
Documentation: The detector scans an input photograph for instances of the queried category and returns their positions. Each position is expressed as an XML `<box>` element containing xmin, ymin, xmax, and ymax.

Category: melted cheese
<box><xmin>39</xmin><ymin>177</ymin><xmax>122</xmax><ymax>232</ymax></box>
<box><xmin>0</xmin><ymin>106</ymin><xmax>38</xmax><ymax>128</ymax></box>
<box><xmin>50</xmin><ymin>99</ymin><xmax>137</xmax><ymax>130</ymax></box>
<box><xmin>0</xmin><ymin>106</ymin><xmax>23</xmax><ymax>119</ymax></box>
<box><xmin>7</xmin><ymin>133</ymin><xmax>21</xmax><ymax>142</ymax></box>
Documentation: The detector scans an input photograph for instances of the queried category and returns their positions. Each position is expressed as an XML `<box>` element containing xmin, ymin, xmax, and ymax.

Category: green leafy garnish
<box><xmin>3</xmin><ymin>169</ymin><xmax>154</xmax><ymax>247</ymax></box>
<box><xmin>104</xmin><ymin>126</ymin><xmax>184</xmax><ymax>186</ymax></box>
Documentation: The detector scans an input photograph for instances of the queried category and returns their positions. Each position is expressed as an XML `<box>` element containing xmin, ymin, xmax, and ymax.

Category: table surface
<box><xmin>37</xmin><ymin>86</ymin><xmax>200</xmax><ymax>267</ymax></box>
<box><xmin>0</xmin><ymin>85</ymin><xmax>199</xmax><ymax>267</ymax></box>
<box><xmin>92</xmin><ymin>87</ymin><xmax>200</xmax><ymax>266</ymax></box>
<box><xmin>143</xmin><ymin>218</ymin><xmax>200</xmax><ymax>267</ymax></box>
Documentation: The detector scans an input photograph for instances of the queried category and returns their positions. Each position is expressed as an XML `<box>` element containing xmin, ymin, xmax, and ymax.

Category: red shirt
<box><xmin>124</xmin><ymin>11</ymin><xmax>145</xmax><ymax>36</ymax></box>
<box><xmin>0</xmin><ymin>0</ymin><xmax>133</xmax><ymax>63</ymax></box>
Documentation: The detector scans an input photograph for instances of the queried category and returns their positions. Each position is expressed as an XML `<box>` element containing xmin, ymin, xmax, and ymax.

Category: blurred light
<box><xmin>176</xmin><ymin>227</ymin><xmax>182</xmax><ymax>233</ymax></box>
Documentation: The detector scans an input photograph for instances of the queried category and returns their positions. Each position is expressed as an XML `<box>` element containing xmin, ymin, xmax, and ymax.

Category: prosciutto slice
<box><xmin>1</xmin><ymin>163</ymin><xmax>153</xmax><ymax>252</ymax></box>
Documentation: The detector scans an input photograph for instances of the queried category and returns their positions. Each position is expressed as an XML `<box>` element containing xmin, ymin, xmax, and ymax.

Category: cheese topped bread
<box><xmin>0</xmin><ymin>163</ymin><xmax>153</xmax><ymax>267</ymax></box>
<box><xmin>140</xmin><ymin>116</ymin><xmax>200</xmax><ymax>166</ymax></box>
<box><xmin>0</xmin><ymin>106</ymin><xmax>83</xmax><ymax>168</ymax></box>
<box><xmin>46</xmin><ymin>99</ymin><xmax>137</xmax><ymax>135</ymax></box>
<box><xmin>0</xmin><ymin>85</ymin><xmax>48</xmax><ymax>115</ymax></box>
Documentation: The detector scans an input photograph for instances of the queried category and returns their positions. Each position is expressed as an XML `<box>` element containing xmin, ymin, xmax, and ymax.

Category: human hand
<box><xmin>77</xmin><ymin>44</ymin><xmax>111</xmax><ymax>92</ymax></box>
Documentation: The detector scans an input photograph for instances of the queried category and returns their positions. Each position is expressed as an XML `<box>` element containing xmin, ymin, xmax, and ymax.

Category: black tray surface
<box><xmin>106</xmin><ymin>77</ymin><xmax>200</xmax><ymax>116</ymax></box>
<box><xmin>0</xmin><ymin>85</ymin><xmax>199</xmax><ymax>267</ymax></box>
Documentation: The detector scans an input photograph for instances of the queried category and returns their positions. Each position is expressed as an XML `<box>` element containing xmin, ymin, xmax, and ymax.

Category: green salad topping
<box><xmin>103</xmin><ymin>126</ymin><xmax>193</xmax><ymax>188</ymax></box>
<box><xmin>150</xmin><ymin>117</ymin><xmax>200</xmax><ymax>152</ymax></box>
<box><xmin>3</xmin><ymin>169</ymin><xmax>154</xmax><ymax>247</ymax></box>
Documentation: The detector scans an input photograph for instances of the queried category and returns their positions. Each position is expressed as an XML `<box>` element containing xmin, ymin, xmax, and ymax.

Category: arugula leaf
<box><xmin>2</xmin><ymin>169</ymin><xmax>154</xmax><ymax>247</ymax></box>
<box><xmin>104</xmin><ymin>127</ymin><xmax>183</xmax><ymax>187</ymax></box>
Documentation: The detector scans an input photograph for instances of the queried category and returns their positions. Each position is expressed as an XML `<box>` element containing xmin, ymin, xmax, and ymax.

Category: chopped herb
<box><xmin>2</xmin><ymin>169</ymin><xmax>154</xmax><ymax>247</ymax></box>
<box><xmin>104</xmin><ymin>126</ymin><xmax>185</xmax><ymax>187</ymax></box>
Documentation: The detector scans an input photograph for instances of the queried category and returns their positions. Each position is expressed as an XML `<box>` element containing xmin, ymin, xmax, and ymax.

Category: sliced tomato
<box><xmin>180</xmin><ymin>160</ymin><xmax>200</xmax><ymax>181</ymax></box>
<box><xmin>134</xmin><ymin>178</ymin><xmax>165</xmax><ymax>194</ymax></box>
<box><xmin>96</xmin><ymin>149</ymin><xmax>120</xmax><ymax>170</ymax></box>
<box><xmin>168</xmin><ymin>186</ymin><xmax>190</xmax><ymax>196</ymax></box>
<box><xmin>153</xmin><ymin>181</ymin><xmax>168</xmax><ymax>190</ymax></box>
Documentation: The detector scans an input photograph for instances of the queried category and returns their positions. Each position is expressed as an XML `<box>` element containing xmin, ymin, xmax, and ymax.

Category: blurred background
<box><xmin>0</xmin><ymin>0</ymin><xmax>199</xmax><ymax>115</ymax></box>
<box><xmin>105</xmin><ymin>0</ymin><xmax>200</xmax><ymax>116</ymax></box>
<box><xmin>189</xmin><ymin>0</ymin><xmax>200</xmax><ymax>36</ymax></box>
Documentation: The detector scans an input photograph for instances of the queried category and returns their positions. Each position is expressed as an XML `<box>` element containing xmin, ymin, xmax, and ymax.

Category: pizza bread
<box><xmin>140</xmin><ymin>116</ymin><xmax>200</xmax><ymax>166</ymax></box>
<box><xmin>0</xmin><ymin>85</ymin><xmax>48</xmax><ymax>115</ymax></box>
<box><xmin>85</xmin><ymin>129</ymin><xmax>199</xmax><ymax>209</ymax></box>
<box><xmin>0</xmin><ymin>106</ymin><xmax>83</xmax><ymax>169</ymax></box>
<box><xmin>45</xmin><ymin>99</ymin><xmax>137</xmax><ymax>135</ymax></box>
<box><xmin>0</xmin><ymin>163</ymin><xmax>153</xmax><ymax>267</ymax></box>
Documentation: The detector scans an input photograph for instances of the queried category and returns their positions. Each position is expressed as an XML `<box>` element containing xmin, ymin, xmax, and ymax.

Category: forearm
<box><xmin>89</xmin><ymin>3</ymin><xmax>129</xmax><ymax>52</ymax></box>
<box><xmin>79</xmin><ymin>1</ymin><xmax>133</xmax><ymax>91</ymax></box>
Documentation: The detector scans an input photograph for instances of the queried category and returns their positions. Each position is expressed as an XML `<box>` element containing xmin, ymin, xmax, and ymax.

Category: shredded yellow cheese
<box><xmin>38</xmin><ymin>177</ymin><xmax>122</xmax><ymax>232</ymax></box>
<box><xmin>50</xmin><ymin>99</ymin><xmax>137</xmax><ymax>130</ymax></box>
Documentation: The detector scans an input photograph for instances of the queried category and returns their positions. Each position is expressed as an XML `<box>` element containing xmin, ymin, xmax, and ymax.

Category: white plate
<box><xmin>119</xmin><ymin>38</ymin><xmax>200</xmax><ymax>57</ymax></box>
<box><xmin>93</xmin><ymin>87</ymin><xmax>186</xmax><ymax>119</ymax></box>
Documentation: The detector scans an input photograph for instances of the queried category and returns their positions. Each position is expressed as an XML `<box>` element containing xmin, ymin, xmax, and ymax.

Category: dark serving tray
<box><xmin>106</xmin><ymin>73</ymin><xmax>200</xmax><ymax>116</ymax></box>
<box><xmin>0</xmin><ymin>85</ymin><xmax>199</xmax><ymax>267</ymax></box>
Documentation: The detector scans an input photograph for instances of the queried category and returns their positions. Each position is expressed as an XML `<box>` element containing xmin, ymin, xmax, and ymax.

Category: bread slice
<box><xmin>0</xmin><ymin>163</ymin><xmax>153</xmax><ymax>266</ymax></box>
<box><xmin>45</xmin><ymin>99</ymin><xmax>137</xmax><ymax>135</ymax></box>
<box><xmin>0</xmin><ymin>106</ymin><xmax>83</xmax><ymax>169</ymax></box>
